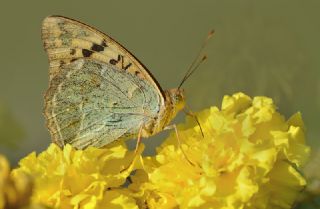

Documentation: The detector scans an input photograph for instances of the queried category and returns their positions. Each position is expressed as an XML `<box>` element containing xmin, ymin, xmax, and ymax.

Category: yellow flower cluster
<box><xmin>9</xmin><ymin>93</ymin><xmax>310</xmax><ymax>209</ymax></box>
<box><xmin>15</xmin><ymin>142</ymin><xmax>143</xmax><ymax>209</ymax></box>
<box><xmin>130</xmin><ymin>93</ymin><xmax>310</xmax><ymax>209</ymax></box>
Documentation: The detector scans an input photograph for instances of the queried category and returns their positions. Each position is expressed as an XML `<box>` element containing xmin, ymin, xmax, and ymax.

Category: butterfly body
<box><xmin>42</xmin><ymin>16</ymin><xmax>185</xmax><ymax>149</ymax></box>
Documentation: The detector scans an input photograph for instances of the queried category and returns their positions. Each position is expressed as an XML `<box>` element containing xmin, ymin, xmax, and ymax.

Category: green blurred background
<box><xmin>0</xmin><ymin>1</ymin><xmax>319</xmax><ymax>208</ymax></box>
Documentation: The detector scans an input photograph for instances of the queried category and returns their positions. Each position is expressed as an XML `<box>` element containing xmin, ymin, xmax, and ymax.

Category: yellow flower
<box><xmin>131</xmin><ymin>92</ymin><xmax>310</xmax><ymax>209</ymax></box>
<box><xmin>14</xmin><ymin>141</ymin><xmax>143</xmax><ymax>209</ymax></box>
<box><xmin>0</xmin><ymin>154</ymin><xmax>40</xmax><ymax>209</ymax></box>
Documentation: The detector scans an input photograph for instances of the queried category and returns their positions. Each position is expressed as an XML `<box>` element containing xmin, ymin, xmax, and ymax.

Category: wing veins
<box><xmin>102</xmin><ymin>69</ymin><xmax>140</xmax><ymax>106</ymax></box>
<box><xmin>50</xmin><ymin>110</ymin><xmax>150</xmax><ymax>136</ymax></box>
<box><xmin>47</xmin><ymin>105</ymin><xmax>141</xmax><ymax>120</ymax></box>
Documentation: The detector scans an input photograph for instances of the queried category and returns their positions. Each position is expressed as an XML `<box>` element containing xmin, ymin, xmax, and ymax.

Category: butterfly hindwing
<box><xmin>42</xmin><ymin>16</ymin><xmax>164</xmax><ymax>149</ymax></box>
<box><xmin>45</xmin><ymin>58</ymin><xmax>161</xmax><ymax>149</ymax></box>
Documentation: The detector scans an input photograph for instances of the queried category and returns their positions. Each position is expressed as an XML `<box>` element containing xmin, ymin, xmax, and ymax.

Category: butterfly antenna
<box><xmin>178</xmin><ymin>30</ymin><xmax>214</xmax><ymax>89</ymax></box>
<box><xmin>179</xmin><ymin>55</ymin><xmax>207</xmax><ymax>89</ymax></box>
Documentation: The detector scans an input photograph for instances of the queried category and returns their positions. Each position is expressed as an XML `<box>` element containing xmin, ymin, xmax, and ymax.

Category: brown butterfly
<box><xmin>42</xmin><ymin>16</ymin><xmax>210</xmax><ymax>150</ymax></box>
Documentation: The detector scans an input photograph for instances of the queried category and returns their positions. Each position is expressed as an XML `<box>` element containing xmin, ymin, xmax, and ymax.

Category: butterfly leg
<box><xmin>120</xmin><ymin>124</ymin><xmax>144</xmax><ymax>173</ymax></box>
<box><xmin>135</xmin><ymin>124</ymin><xmax>144</xmax><ymax>154</ymax></box>
<box><xmin>164</xmin><ymin>124</ymin><xmax>196</xmax><ymax>167</ymax></box>
<box><xmin>183</xmin><ymin>105</ymin><xmax>204</xmax><ymax>138</ymax></box>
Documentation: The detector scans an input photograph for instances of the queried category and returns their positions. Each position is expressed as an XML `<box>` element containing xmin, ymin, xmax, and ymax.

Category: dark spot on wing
<box><xmin>109</xmin><ymin>59</ymin><xmax>117</xmax><ymax>65</ymax></box>
<box><xmin>134</xmin><ymin>71</ymin><xmax>140</xmax><ymax>75</ymax></box>
<box><xmin>91</xmin><ymin>43</ymin><xmax>104</xmax><ymax>52</ymax></box>
<box><xmin>124</xmin><ymin>63</ymin><xmax>132</xmax><ymax>70</ymax></box>
<box><xmin>82</xmin><ymin>49</ymin><xmax>93</xmax><ymax>57</ymax></box>
<box><xmin>101</xmin><ymin>40</ymin><xmax>108</xmax><ymax>47</ymax></box>
<box><xmin>113</xmin><ymin>102</ymin><xmax>118</xmax><ymax>106</ymax></box>
<box><xmin>70</xmin><ymin>49</ymin><xmax>76</xmax><ymax>55</ymax></box>
<box><xmin>109</xmin><ymin>55</ymin><xmax>121</xmax><ymax>65</ymax></box>
<box><xmin>70</xmin><ymin>58</ymin><xmax>78</xmax><ymax>62</ymax></box>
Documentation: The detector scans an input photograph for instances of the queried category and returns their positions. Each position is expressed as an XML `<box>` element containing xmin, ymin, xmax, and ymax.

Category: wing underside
<box><xmin>45</xmin><ymin>59</ymin><xmax>160</xmax><ymax>149</ymax></box>
<box><xmin>42</xmin><ymin>15</ymin><xmax>164</xmax><ymax>98</ymax></box>
<box><xmin>42</xmin><ymin>16</ymin><xmax>165</xmax><ymax>149</ymax></box>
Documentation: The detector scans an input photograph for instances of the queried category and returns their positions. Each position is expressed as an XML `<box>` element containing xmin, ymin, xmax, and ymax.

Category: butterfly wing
<box><xmin>42</xmin><ymin>16</ymin><xmax>164</xmax><ymax>149</ymax></box>
<box><xmin>42</xmin><ymin>16</ymin><xmax>163</xmax><ymax>91</ymax></box>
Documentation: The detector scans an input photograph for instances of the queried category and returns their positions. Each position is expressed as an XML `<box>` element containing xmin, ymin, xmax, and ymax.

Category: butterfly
<box><xmin>42</xmin><ymin>16</ymin><xmax>187</xmax><ymax>149</ymax></box>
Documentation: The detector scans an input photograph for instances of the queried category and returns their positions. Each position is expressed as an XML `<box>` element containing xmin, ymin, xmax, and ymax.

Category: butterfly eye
<box><xmin>172</xmin><ymin>93</ymin><xmax>185</xmax><ymax>112</ymax></box>
<box><xmin>174</xmin><ymin>94</ymin><xmax>182</xmax><ymax>102</ymax></box>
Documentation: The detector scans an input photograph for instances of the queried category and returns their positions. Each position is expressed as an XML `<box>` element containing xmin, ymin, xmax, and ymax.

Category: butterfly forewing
<box><xmin>42</xmin><ymin>16</ymin><xmax>164</xmax><ymax>149</ymax></box>
<box><xmin>42</xmin><ymin>16</ymin><xmax>163</xmax><ymax>94</ymax></box>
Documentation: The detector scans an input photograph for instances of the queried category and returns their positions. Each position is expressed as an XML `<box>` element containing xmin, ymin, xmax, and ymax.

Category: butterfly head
<box><xmin>167</xmin><ymin>88</ymin><xmax>186</xmax><ymax>112</ymax></box>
